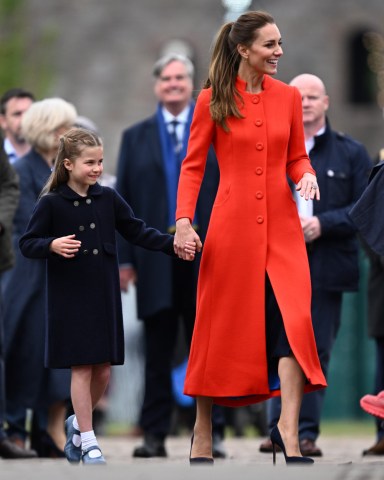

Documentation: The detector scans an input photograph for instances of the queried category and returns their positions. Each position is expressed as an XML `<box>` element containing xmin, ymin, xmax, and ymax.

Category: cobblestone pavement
<box><xmin>1</xmin><ymin>435</ymin><xmax>383</xmax><ymax>480</ymax></box>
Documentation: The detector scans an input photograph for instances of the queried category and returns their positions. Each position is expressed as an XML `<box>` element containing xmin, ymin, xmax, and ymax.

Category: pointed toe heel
<box><xmin>270</xmin><ymin>426</ymin><xmax>314</xmax><ymax>466</ymax></box>
<box><xmin>189</xmin><ymin>434</ymin><xmax>214</xmax><ymax>466</ymax></box>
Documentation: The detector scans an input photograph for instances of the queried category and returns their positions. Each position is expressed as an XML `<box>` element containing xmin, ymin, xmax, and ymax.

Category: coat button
<box><xmin>256</xmin><ymin>142</ymin><xmax>264</xmax><ymax>151</ymax></box>
<box><xmin>252</xmin><ymin>96</ymin><xmax>260</xmax><ymax>104</ymax></box>
<box><xmin>73</xmin><ymin>201</ymin><xmax>79</xmax><ymax>207</ymax></box>
<box><xmin>255</xmin><ymin>119</ymin><xmax>263</xmax><ymax>127</ymax></box>
<box><xmin>90</xmin><ymin>223</ymin><xmax>96</xmax><ymax>229</ymax></box>
<box><xmin>255</xmin><ymin>191</ymin><xmax>264</xmax><ymax>199</ymax></box>
<box><xmin>255</xmin><ymin>167</ymin><xmax>263</xmax><ymax>175</ymax></box>
<box><xmin>86</xmin><ymin>198</ymin><xmax>92</xmax><ymax>204</ymax></box>
<box><xmin>79</xmin><ymin>225</ymin><xmax>85</xmax><ymax>231</ymax></box>
<box><xmin>257</xmin><ymin>216</ymin><xmax>264</xmax><ymax>224</ymax></box>
<box><xmin>93</xmin><ymin>249</ymin><xmax>99</xmax><ymax>255</ymax></box>
<box><xmin>83</xmin><ymin>249</ymin><xmax>89</xmax><ymax>255</ymax></box>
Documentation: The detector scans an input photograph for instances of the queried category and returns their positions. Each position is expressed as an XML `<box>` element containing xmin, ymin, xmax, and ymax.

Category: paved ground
<box><xmin>1</xmin><ymin>434</ymin><xmax>383</xmax><ymax>480</ymax></box>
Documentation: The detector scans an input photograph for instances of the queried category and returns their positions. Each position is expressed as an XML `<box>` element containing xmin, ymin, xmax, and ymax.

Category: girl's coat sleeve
<box><xmin>113</xmin><ymin>190</ymin><xmax>175</xmax><ymax>255</ymax></box>
<box><xmin>19</xmin><ymin>196</ymin><xmax>57</xmax><ymax>258</ymax></box>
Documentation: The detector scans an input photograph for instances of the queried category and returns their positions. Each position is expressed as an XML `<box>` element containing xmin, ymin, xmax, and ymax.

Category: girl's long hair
<box><xmin>41</xmin><ymin>127</ymin><xmax>102</xmax><ymax>196</ymax></box>
<box><xmin>204</xmin><ymin>11</ymin><xmax>275</xmax><ymax>131</ymax></box>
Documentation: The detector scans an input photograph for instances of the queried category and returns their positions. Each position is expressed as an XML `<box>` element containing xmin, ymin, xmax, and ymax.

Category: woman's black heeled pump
<box><xmin>189</xmin><ymin>434</ymin><xmax>214</xmax><ymax>465</ymax></box>
<box><xmin>270</xmin><ymin>426</ymin><xmax>314</xmax><ymax>465</ymax></box>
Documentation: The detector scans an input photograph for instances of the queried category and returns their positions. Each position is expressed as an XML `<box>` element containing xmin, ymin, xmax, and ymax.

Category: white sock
<box><xmin>73</xmin><ymin>416</ymin><xmax>80</xmax><ymax>431</ymax></box>
<box><xmin>72</xmin><ymin>416</ymin><xmax>81</xmax><ymax>447</ymax></box>
<box><xmin>81</xmin><ymin>430</ymin><xmax>99</xmax><ymax>454</ymax></box>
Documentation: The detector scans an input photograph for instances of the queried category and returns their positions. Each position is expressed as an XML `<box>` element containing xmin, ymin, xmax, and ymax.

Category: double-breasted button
<box><xmin>255</xmin><ymin>167</ymin><xmax>263</xmax><ymax>175</ymax></box>
<box><xmin>83</xmin><ymin>249</ymin><xmax>89</xmax><ymax>255</ymax></box>
<box><xmin>86</xmin><ymin>198</ymin><xmax>92</xmax><ymax>204</ymax></box>
<box><xmin>73</xmin><ymin>201</ymin><xmax>79</xmax><ymax>207</ymax></box>
<box><xmin>90</xmin><ymin>223</ymin><xmax>96</xmax><ymax>229</ymax></box>
<box><xmin>255</xmin><ymin>119</ymin><xmax>263</xmax><ymax>127</ymax></box>
<box><xmin>93</xmin><ymin>249</ymin><xmax>99</xmax><ymax>255</ymax></box>
<box><xmin>79</xmin><ymin>225</ymin><xmax>85</xmax><ymax>231</ymax></box>
<box><xmin>255</xmin><ymin>191</ymin><xmax>264</xmax><ymax>199</ymax></box>
<box><xmin>252</xmin><ymin>96</ymin><xmax>260</xmax><ymax>104</ymax></box>
<box><xmin>257</xmin><ymin>216</ymin><xmax>264</xmax><ymax>224</ymax></box>
<box><xmin>256</xmin><ymin>142</ymin><xmax>264</xmax><ymax>151</ymax></box>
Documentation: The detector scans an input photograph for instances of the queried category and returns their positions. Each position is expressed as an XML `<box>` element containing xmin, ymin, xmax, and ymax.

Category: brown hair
<box><xmin>205</xmin><ymin>10</ymin><xmax>275</xmax><ymax>131</ymax></box>
<box><xmin>41</xmin><ymin>127</ymin><xmax>102</xmax><ymax>195</ymax></box>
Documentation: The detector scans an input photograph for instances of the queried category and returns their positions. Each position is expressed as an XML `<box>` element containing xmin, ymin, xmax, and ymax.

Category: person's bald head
<box><xmin>290</xmin><ymin>73</ymin><xmax>329</xmax><ymax>134</ymax></box>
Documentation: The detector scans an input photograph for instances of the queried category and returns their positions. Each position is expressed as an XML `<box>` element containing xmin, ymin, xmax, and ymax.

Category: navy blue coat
<box><xmin>2</xmin><ymin>149</ymin><xmax>70</xmax><ymax>407</ymax></box>
<box><xmin>115</xmin><ymin>111</ymin><xmax>219</xmax><ymax>319</ymax></box>
<box><xmin>19</xmin><ymin>183</ymin><xmax>175</xmax><ymax>368</ymax></box>
<box><xmin>305</xmin><ymin>122</ymin><xmax>372</xmax><ymax>291</ymax></box>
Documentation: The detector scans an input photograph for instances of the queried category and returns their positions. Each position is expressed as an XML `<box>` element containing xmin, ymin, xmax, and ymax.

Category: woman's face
<box><xmin>240</xmin><ymin>23</ymin><xmax>283</xmax><ymax>76</ymax></box>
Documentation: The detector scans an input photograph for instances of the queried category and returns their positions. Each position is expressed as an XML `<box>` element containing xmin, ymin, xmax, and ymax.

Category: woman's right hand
<box><xmin>50</xmin><ymin>234</ymin><xmax>81</xmax><ymax>258</ymax></box>
<box><xmin>174</xmin><ymin>218</ymin><xmax>202</xmax><ymax>260</ymax></box>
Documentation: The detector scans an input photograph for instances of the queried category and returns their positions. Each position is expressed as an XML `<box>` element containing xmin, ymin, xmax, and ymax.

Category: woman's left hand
<box><xmin>296</xmin><ymin>173</ymin><xmax>320</xmax><ymax>201</ymax></box>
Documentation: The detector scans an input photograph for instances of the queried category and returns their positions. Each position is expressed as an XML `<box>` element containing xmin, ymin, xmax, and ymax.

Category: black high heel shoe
<box><xmin>270</xmin><ymin>426</ymin><xmax>314</xmax><ymax>465</ymax></box>
<box><xmin>189</xmin><ymin>434</ymin><xmax>214</xmax><ymax>465</ymax></box>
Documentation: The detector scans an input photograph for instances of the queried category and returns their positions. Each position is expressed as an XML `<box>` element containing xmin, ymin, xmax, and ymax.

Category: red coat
<box><xmin>176</xmin><ymin>75</ymin><xmax>327</xmax><ymax>407</ymax></box>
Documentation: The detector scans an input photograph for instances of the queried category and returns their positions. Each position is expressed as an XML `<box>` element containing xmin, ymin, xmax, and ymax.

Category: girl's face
<box><xmin>239</xmin><ymin>23</ymin><xmax>283</xmax><ymax>76</ymax></box>
<box><xmin>65</xmin><ymin>146</ymin><xmax>103</xmax><ymax>194</ymax></box>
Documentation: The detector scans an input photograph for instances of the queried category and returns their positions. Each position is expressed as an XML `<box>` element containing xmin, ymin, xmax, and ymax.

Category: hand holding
<box><xmin>174</xmin><ymin>218</ymin><xmax>202</xmax><ymax>260</ymax></box>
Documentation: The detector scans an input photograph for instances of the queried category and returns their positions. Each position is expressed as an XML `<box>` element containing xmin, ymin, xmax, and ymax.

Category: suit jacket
<box><xmin>115</xmin><ymin>107</ymin><xmax>219</xmax><ymax>319</ymax></box>
<box><xmin>305</xmin><ymin>121</ymin><xmax>372</xmax><ymax>292</ymax></box>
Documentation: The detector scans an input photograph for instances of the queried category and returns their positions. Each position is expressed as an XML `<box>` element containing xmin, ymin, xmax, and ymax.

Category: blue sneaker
<box><xmin>81</xmin><ymin>446</ymin><xmax>106</xmax><ymax>465</ymax></box>
<box><xmin>64</xmin><ymin>415</ymin><xmax>82</xmax><ymax>464</ymax></box>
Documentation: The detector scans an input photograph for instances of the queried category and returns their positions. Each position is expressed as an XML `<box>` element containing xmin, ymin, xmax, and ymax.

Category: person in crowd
<box><xmin>115</xmin><ymin>53</ymin><xmax>226</xmax><ymax>459</ymax></box>
<box><xmin>2</xmin><ymin>98</ymin><xmax>77</xmax><ymax>457</ymax></box>
<box><xmin>259</xmin><ymin>73</ymin><xmax>372</xmax><ymax>457</ymax></box>
<box><xmin>0</xmin><ymin>138</ymin><xmax>37</xmax><ymax>459</ymax></box>
<box><xmin>0</xmin><ymin>88</ymin><xmax>35</xmax><ymax>163</ymax></box>
<box><xmin>351</xmin><ymin>149</ymin><xmax>384</xmax><ymax>456</ymax></box>
<box><xmin>19</xmin><ymin>127</ymin><xmax>195</xmax><ymax>465</ymax></box>
<box><xmin>0</xmin><ymin>88</ymin><xmax>35</xmax><ymax>456</ymax></box>
<box><xmin>173</xmin><ymin>11</ymin><xmax>326</xmax><ymax>465</ymax></box>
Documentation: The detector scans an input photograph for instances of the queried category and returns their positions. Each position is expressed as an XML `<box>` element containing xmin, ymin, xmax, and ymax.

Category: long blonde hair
<box><xmin>41</xmin><ymin>127</ymin><xmax>102</xmax><ymax>196</ymax></box>
<box><xmin>205</xmin><ymin>11</ymin><xmax>275</xmax><ymax>131</ymax></box>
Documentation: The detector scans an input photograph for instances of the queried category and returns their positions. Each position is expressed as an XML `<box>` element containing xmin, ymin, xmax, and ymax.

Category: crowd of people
<box><xmin>0</xmin><ymin>8</ymin><xmax>382</xmax><ymax>466</ymax></box>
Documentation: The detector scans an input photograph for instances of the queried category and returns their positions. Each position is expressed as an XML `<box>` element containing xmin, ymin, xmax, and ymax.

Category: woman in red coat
<box><xmin>174</xmin><ymin>11</ymin><xmax>327</xmax><ymax>465</ymax></box>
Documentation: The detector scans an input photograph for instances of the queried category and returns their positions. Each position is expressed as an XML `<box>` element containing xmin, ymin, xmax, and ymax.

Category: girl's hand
<box><xmin>50</xmin><ymin>234</ymin><xmax>81</xmax><ymax>258</ymax></box>
<box><xmin>296</xmin><ymin>173</ymin><xmax>320</xmax><ymax>201</ymax></box>
<box><xmin>183</xmin><ymin>241</ymin><xmax>197</xmax><ymax>261</ymax></box>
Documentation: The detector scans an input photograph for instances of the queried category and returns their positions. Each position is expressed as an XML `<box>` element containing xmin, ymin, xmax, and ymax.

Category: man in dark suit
<box><xmin>259</xmin><ymin>73</ymin><xmax>372</xmax><ymax>457</ymax></box>
<box><xmin>0</xmin><ymin>138</ymin><xmax>37</xmax><ymax>458</ymax></box>
<box><xmin>115</xmin><ymin>53</ymin><xmax>225</xmax><ymax>458</ymax></box>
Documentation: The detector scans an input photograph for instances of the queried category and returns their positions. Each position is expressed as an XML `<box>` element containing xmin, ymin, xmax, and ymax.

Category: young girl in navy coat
<box><xmin>19</xmin><ymin>127</ymin><xmax>196</xmax><ymax>465</ymax></box>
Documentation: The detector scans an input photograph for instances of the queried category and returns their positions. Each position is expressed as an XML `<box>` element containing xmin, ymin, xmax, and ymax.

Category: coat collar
<box><xmin>57</xmin><ymin>182</ymin><xmax>103</xmax><ymax>200</ymax></box>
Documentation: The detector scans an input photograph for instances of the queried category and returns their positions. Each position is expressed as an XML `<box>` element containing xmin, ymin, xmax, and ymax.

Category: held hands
<box><xmin>296</xmin><ymin>173</ymin><xmax>320</xmax><ymax>201</ymax></box>
<box><xmin>50</xmin><ymin>234</ymin><xmax>81</xmax><ymax>258</ymax></box>
<box><xmin>174</xmin><ymin>218</ymin><xmax>202</xmax><ymax>261</ymax></box>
